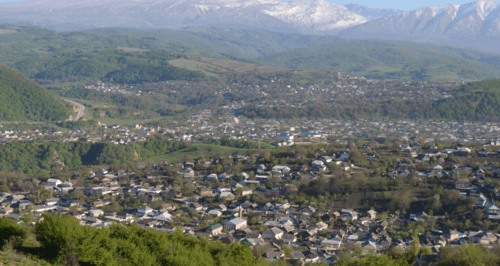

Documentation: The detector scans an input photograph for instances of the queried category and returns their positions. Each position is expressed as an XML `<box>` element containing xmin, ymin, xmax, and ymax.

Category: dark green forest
<box><xmin>0</xmin><ymin>65</ymin><xmax>70</xmax><ymax>121</ymax></box>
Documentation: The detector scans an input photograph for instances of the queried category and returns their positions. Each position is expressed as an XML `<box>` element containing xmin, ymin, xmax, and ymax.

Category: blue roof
<box><xmin>223</xmin><ymin>218</ymin><xmax>246</xmax><ymax>225</ymax></box>
<box><xmin>207</xmin><ymin>223</ymin><xmax>223</xmax><ymax>230</ymax></box>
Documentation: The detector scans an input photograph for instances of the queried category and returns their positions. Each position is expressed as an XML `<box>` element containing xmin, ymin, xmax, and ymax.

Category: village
<box><xmin>2</xmin><ymin>114</ymin><xmax>500</xmax><ymax>147</ymax></box>
<box><xmin>2</xmin><ymin>121</ymin><xmax>500</xmax><ymax>265</ymax></box>
<box><xmin>0</xmin><ymin>71</ymin><xmax>497</xmax><ymax>265</ymax></box>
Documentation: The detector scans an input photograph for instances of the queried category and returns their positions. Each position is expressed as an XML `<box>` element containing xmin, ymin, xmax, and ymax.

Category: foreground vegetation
<box><xmin>0</xmin><ymin>215</ymin><xmax>498</xmax><ymax>266</ymax></box>
<box><xmin>0</xmin><ymin>215</ymin><xmax>277</xmax><ymax>266</ymax></box>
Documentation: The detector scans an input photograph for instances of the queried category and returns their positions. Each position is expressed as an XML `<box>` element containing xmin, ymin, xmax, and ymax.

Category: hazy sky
<box><xmin>0</xmin><ymin>0</ymin><xmax>483</xmax><ymax>11</ymax></box>
<box><xmin>326</xmin><ymin>1</ymin><xmax>477</xmax><ymax>10</ymax></box>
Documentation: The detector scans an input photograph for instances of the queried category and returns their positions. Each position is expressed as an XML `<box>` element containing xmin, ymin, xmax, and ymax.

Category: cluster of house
<box><xmin>1</xmin><ymin>140</ymin><xmax>500</xmax><ymax>266</ymax></box>
<box><xmin>83</xmin><ymin>81</ymin><xmax>127</xmax><ymax>94</ymax></box>
<box><xmin>232</xmin><ymin>72</ymin><xmax>462</xmax><ymax>111</ymax></box>
<box><xmin>5</xmin><ymin>110</ymin><xmax>500</xmax><ymax>151</ymax></box>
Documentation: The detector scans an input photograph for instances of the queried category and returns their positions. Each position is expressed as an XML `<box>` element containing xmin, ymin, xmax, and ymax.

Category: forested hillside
<box><xmin>15</xmin><ymin>50</ymin><xmax>205</xmax><ymax>84</ymax></box>
<box><xmin>3</xmin><ymin>24</ymin><xmax>500</xmax><ymax>82</ymax></box>
<box><xmin>0</xmin><ymin>140</ymin><xmax>187</xmax><ymax>176</ymax></box>
<box><xmin>433</xmin><ymin>79</ymin><xmax>500</xmax><ymax>121</ymax></box>
<box><xmin>0</xmin><ymin>65</ymin><xmax>69</xmax><ymax>121</ymax></box>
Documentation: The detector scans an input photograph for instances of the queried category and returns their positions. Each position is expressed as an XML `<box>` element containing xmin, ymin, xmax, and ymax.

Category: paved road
<box><xmin>64</xmin><ymin>99</ymin><xmax>85</xmax><ymax>121</ymax></box>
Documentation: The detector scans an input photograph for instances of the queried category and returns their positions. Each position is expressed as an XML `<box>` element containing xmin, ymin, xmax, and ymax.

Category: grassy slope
<box><xmin>0</xmin><ymin>249</ymin><xmax>56</xmax><ymax>266</ymax></box>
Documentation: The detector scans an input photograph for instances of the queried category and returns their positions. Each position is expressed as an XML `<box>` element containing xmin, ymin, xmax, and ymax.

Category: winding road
<box><xmin>64</xmin><ymin>99</ymin><xmax>85</xmax><ymax>121</ymax></box>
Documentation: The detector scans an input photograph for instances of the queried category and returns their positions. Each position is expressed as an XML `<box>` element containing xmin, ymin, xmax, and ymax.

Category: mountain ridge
<box><xmin>344</xmin><ymin>3</ymin><xmax>404</xmax><ymax>19</ymax></box>
<box><xmin>1</xmin><ymin>1</ymin><xmax>500</xmax><ymax>53</ymax></box>
<box><xmin>0</xmin><ymin>0</ymin><xmax>368</xmax><ymax>33</ymax></box>
<box><xmin>339</xmin><ymin>0</ymin><xmax>500</xmax><ymax>53</ymax></box>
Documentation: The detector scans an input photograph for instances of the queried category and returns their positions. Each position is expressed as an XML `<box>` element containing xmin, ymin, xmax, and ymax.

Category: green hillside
<box><xmin>433</xmin><ymin>79</ymin><xmax>500</xmax><ymax>121</ymax></box>
<box><xmin>0</xmin><ymin>65</ymin><xmax>70</xmax><ymax>121</ymax></box>
<box><xmin>14</xmin><ymin>50</ymin><xmax>205</xmax><ymax>84</ymax></box>
<box><xmin>4</xmin><ymin>24</ymin><xmax>500</xmax><ymax>82</ymax></box>
<box><xmin>87</xmin><ymin>27</ymin><xmax>342</xmax><ymax>58</ymax></box>
<box><xmin>257</xmin><ymin>40</ymin><xmax>500</xmax><ymax>81</ymax></box>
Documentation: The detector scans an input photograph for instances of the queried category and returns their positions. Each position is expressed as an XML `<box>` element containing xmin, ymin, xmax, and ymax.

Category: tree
<box><xmin>35</xmin><ymin>214</ymin><xmax>84</xmax><ymax>259</ymax></box>
<box><xmin>337</xmin><ymin>253</ymin><xmax>408</xmax><ymax>266</ymax></box>
<box><xmin>0</xmin><ymin>218</ymin><xmax>27</xmax><ymax>247</ymax></box>
<box><xmin>72</xmin><ymin>189</ymin><xmax>85</xmax><ymax>199</ymax></box>
<box><xmin>438</xmin><ymin>245</ymin><xmax>500</xmax><ymax>266</ymax></box>
<box><xmin>348</xmin><ymin>149</ymin><xmax>366</xmax><ymax>165</ymax></box>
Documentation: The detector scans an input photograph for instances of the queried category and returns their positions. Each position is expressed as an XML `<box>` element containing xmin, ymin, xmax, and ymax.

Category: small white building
<box><xmin>137</xmin><ymin>205</ymin><xmax>153</xmax><ymax>215</ymax></box>
<box><xmin>47</xmin><ymin>178</ymin><xmax>62</xmax><ymax>187</ymax></box>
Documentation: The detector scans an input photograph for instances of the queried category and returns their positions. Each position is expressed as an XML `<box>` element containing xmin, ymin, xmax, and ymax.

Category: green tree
<box><xmin>438</xmin><ymin>245</ymin><xmax>500</xmax><ymax>266</ymax></box>
<box><xmin>0</xmin><ymin>218</ymin><xmax>27</xmax><ymax>247</ymax></box>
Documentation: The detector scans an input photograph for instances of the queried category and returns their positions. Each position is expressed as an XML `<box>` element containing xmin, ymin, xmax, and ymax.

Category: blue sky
<box><xmin>325</xmin><ymin>1</ymin><xmax>476</xmax><ymax>10</ymax></box>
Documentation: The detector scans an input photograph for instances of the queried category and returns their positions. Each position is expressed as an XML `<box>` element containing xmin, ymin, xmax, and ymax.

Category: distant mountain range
<box><xmin>344</xmin><ymin>4</ymin><xmax>404</xmax><ymax>20</ymax></box>
<box><xmin>0</xmin><ymin>0</ymin><xmax>369</xmax><ymax>33</ymax></box>
<box><xmin>0</xmin><ymin>0</ymin><xmax>500</xmax><ymax>53</ymax></box>
<box><xmin>340</xmin><ymin>0</ymin><xmax>500</xmax><ymax>53</ymax></box>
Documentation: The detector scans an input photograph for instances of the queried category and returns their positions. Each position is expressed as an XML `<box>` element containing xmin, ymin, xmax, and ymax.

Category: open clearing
<box><xmin>0</xmin><ymin>29</ymin><xmax>16</xmax><ymax>35</ymax></box>
<box><xmin>117</xmin><ymin>47</ymin><xmax>149</xmax><ymax>53</ymax></box>
<box><xmin>169</xmin><ymin>57</ymin><xmax>284</xmax><ymax>76</ymax></box>
<box><xmin>146</xmin><ymin>144</ymin><xmax>250</xmax><ymax>163</ymax></box>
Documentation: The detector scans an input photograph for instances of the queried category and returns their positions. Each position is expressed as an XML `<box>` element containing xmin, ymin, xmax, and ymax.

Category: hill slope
<box><xmin>258</xmin><ymin>40</ymin><xmax>500</xmax><ymax>81</ymax></box>
<box><xmin>433</xmin><ymin>79</ymin><xmax>500</xmax><ymax>121</ymax></box>
<box><xmin>0</xmin><ymin>65</ymin><xmax>70</xmax><ymax>121</ymax></box>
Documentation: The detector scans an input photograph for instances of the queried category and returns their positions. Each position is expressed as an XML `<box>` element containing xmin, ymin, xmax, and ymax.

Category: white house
<box><xmin>223</xmin><ymin>218</ymin><xmax>247</xmax><ymax>231</ymax></box>
<box><xmin>137</xmin><ymin>205</ymin><xmax>153</xmax><ymax>215</ymax></box>
<box><xmin>47</xmin><ymin>178</ymin><xmax>62</xmax><ymax>187</ymax></box>
<box><xmin>321</xmin><ymin>236</ymin><xmax>342</xmax><ymax>249</ymax></box>
<box><xmin>89</xmin><ymin>208</ymin><xmax>104</xmax><ymax>217</ymax></box>
<box><xmin>271</xmin><ymin>165</ymin><xmax>291</xmax><ymax>173</ymax></box>
<box><xmin>263</xmin><ymin>227</ymin><xmax>284</xmax><ymax>240</ymax></box>
<box><xmin>485</xmin><ymin>204</ymin><xmax>500</xmax><ymax>216</ymax></box>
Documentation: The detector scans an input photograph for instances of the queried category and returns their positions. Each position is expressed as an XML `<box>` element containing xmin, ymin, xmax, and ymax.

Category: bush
<box><xmin>0</xmin><ymin>218</ymin><xmax>28</xmax><ymax>247</ymax></box>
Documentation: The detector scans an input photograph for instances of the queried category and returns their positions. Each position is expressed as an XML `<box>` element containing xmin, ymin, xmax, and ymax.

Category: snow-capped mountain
<box><xmin>343</xmin><ymin>0</ymin><xmax>500</xmax><ymax>37</ymax></box>
<box><xmin>2</xmin><ymin>0</ymin><xmax>500</xmax><ymax>52</ymax></box>
<box><xmin>340</xmin><ymin>0</ymin><xmax>500</xmax><ymax>52</ymax></box>
<box><xmin>344</xmin><ymin>3</ymin><xmax>404</xmax><ymax>20</ymax></box>
<box><xmin>0</xmin><ymin>0</ymin><xmax>367</xmax><ymax>33</ymax></box>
